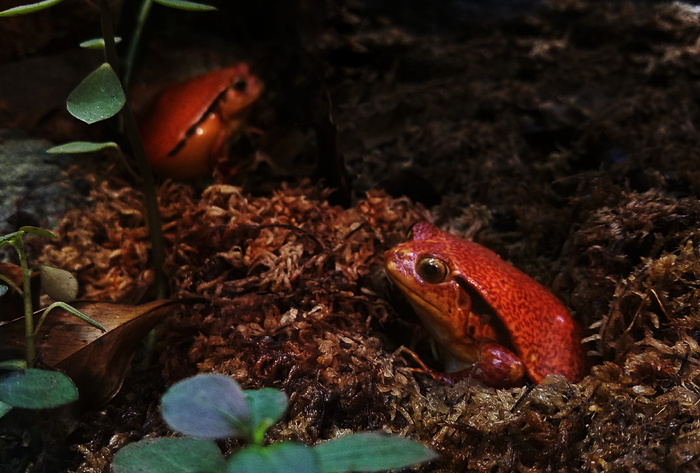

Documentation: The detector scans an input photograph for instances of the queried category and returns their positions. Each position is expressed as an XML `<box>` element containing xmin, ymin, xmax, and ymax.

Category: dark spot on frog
<box><xmin>456</xmin><ymin>276</ymin><xmax>513</xmax><ymax>348</ymax></box>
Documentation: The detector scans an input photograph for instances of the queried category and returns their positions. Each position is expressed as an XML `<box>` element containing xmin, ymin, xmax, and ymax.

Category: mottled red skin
<box><xmin>385</xmin><ymin>221</ymin><xmax>589</xmax><ymax>387</ymax></box>
<box><xmin>140</xmin><ymin>64</ymin><xmax>263</xmax><ymax>181</ymax></box>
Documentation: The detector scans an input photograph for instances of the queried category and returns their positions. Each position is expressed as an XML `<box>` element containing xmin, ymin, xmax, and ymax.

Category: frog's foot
<box><xmin>397</xmin><ymin>346</ymin><xmax>455</xmax><ymax>386</ymax></box>
<box><xmin>398</xmin><ymin>344</ymin><xmax>525</xmax><ymax>388</ymax></box>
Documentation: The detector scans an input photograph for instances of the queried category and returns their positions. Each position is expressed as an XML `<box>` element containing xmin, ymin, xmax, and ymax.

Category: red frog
<box><xmin>385</xmin><ymin>221</ymin><xmax>588</xmax><ymax>388</ymax></box>
<box><xmin>140</xmin><ymin>64</ymin><xmax>263</xmax><ymax>181</ymax></box>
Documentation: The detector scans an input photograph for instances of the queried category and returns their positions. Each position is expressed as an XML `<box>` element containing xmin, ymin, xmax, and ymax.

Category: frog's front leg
<box><xmin>400</xmin><ymin>343</ymin><xmax>525</xmax><ymax>388</ymax></box>
<box><xmin>454</xmin><ymin>341</ymin><xmax>525</xmax><ymax>388</ymax></box>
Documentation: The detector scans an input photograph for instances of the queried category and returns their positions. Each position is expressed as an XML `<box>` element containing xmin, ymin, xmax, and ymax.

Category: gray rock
<box><xmin>0</xmin><ymin>129</ymin><xmax>88</xmax><ymax>260</ymax></box>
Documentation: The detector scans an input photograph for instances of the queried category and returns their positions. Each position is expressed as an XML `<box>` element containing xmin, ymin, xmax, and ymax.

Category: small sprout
<box><xmin>113</xmin><ymin>375</ymin><xmax>436</xmax><ymax>473</ymax></box>
<box><xmin>67</xmin><ymin>63</ymin><xmax>126</xmax><ymax>124</ymax></box>
<box><xmin>0</xmin><ymin>226</ymin><xmax>103</xmax><ymax>418</ymax></box>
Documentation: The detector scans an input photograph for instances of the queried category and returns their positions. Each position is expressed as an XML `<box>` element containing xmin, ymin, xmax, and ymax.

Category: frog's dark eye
<box><xmin>416</xmin><ymin>256</ymin><xmax>449</xmax><ymax>284</ymax></box>
<box><xmin>231</xmin><ymin>76</ymin><xmax>247</xmax><ymax>92</ymax></box>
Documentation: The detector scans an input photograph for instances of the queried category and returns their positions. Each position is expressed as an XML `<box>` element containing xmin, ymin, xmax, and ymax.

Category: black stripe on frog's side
<box><xmin>455</xmin><ymin>275</ymin><xmax>513</xmax><ymax>348</ymax></box>
<box><xmin>165</xmin><ymin>77</ymin><xmax>247</xmax><ymax>158</ymax></box>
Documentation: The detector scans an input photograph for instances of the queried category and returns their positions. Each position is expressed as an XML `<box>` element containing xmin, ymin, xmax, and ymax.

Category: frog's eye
<box><xmin>416</xmin><ymin>256</ymin><xmax>449</xmax><ymax>284</ymax></box>
<box><xmin>232</xmin><ymin>76</ymin><xmax>247</xmax><ymax>92</ymax></box>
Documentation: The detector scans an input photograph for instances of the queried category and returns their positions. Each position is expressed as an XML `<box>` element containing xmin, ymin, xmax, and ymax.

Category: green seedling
<box><xmin>0</xmin><ymin>227</ymin><xmax>105</xmax><ymax>417</ymax></box>
<box><xmin>112</xmin><ymin>374</ymin><xmax>438</xmax><ymax>473</ymax></box>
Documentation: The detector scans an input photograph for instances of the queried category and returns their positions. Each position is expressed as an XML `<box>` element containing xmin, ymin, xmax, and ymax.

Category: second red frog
<box><xmin>140</xmin><ymin>64</ymin><xmax>263</xmax><ymax>181</ymax></box>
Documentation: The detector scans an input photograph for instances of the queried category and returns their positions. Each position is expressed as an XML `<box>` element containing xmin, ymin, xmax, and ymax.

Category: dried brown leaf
<box><xmin>1</xmin><ymin>299</ymin><xmax>194</xmax><ymax>408</ymax></box>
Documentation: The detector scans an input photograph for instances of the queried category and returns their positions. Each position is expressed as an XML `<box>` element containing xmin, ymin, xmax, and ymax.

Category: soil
<box><xmin>2</xmin><ymin>0</ymin><xmax>700</xmax><ymax>472</ymax></box>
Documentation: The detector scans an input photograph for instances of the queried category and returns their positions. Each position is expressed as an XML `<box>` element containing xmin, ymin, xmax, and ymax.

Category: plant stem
<box><xmin>0</xmin><ymin>273</ymin><xmax>22</xmax><ymax>295</ymax></box>
<box><xmin>98</xmin><ymin>0</ymin><xmax>119</xmax><ymax>68</ymax></box>
<box><xmin>13</xmin><ymin>238</ymin><xmax>35</xmax><ymax>368</ymax></box>
<box><xmin>122</xmin><ymin>0</ymin><xmax>154</xmax><ymax>92</ymax></box>
<box><xmin>99</xmin><ymin>0</ymin><xmax>168</xmax><ymax>300</ymax></box>
<box><xmin>123</xmin><ymin>106</ymin><xmax>169</xmax><ymax>299</ymax></box>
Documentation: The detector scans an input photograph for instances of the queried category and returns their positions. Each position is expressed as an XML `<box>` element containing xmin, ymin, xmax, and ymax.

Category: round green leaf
<box><xmin>67</xmin><ymin>63</ymin><xmax>125</xmax><ymax>124</ymax></box>
<box><xmin>0</xmin><ymin>400</ymin><xmax>12</xmax><ymax>418</ymax></box>
<box><xmin>39</xmin><ymin>265</ymin><xmax>79</xmax><ymax>302</ymax></box>
<box><xmin>245</xmin><ymin>388</ymin><xmax>288</xmax><ymax>443</ymax></box>
<box><xmin>112</xmin><ymin>437</ymin><xmax>225</xmax><ymax>473</ymax></box>
<box><xmin>161</xmin><ymin>374</ymin><xmax>250</xmax><ymax>439</ymax></box>
<box><xmin>227</xmin><ymin>442</ymin><xmax>319</xmax><ymax>473</ymax></box>
<box><xmin>0</xmin><ymin>369</ymin><xmax>78</xmax><ymax>409</ymax></box>
<box><xmin>313</xmin><ymin>431</ymin><xmax>438</xmax><ymax>473</ymax></box>
<box><xmin>47</xmin><ymin>141</ymin><xmax>120</xmax><ymax>154</ymax></box>
<box><xmin>153</xmin><ymin>0</ymin><xmax>216</xmax><ymax>11</ymax></box>
<box><xmin>0</xmin><ymin>0</ymin><xmax>62</xmax><ymax>17</ymax></box>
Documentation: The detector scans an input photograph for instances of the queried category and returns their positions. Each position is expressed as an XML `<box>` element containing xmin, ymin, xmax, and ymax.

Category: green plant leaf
<box><xmin>0</xmin><ymin>369</ymin><xmax>78</xmax><ymax>409</ymax></box>
<box><xmin>67</xmin><ymin>63</ymin><xmax>125</xmax><ymax>124</ymax></box>
<box><xmin>38</xmin><ymin>265</ymin><xmax>79</xmax><ymax>302</ymax></box>
<box><xmin>38</xmin><ymin>301</ymin><xmax>106</xmax><ymax>333</ymax></box>
<box><xmin>0</xmin><ymin>360</ymin><xmax>27</xmax><ymax>370</ymax></box>
<box><xmin>161</xmin><ymin>374</ymin><xmax>251</xmax><ymax>439</ymax></box>
<box><xmin>0</xmin><ymin>231</ymin><xmax>20</xmax><ymax>247</ymax></box>
<box><xmin>153</xmin><ymin>0</ymin><xmax>216</xmax><ymax>11</ymax></box>
<box><xmin>245</xmin><ymin>388</ymin><xmax>288</xmax><ymax>444</ymax></box>
<box><xmin>112</xmin><ymin>437</ymin><xmax>225</xmax><ymax>473</ymax></box>
<box><xmin>0</xmin><ymin>0</ymin><xmax>63</xmax><ymax>16</ymax></box>
<box><xmin>80</xmin><ymin>37</ymin><xmax>122</xmax><ymax>49</ymax></box>
<box><xmin>313</xmin><ymin>431</ymin><xmax>438</xmax><ymax>473</ymax></box>
<box><xmin>227</xmin><ymin>442</ymin><xmax>319</xmax><ymax>473</ymax></box>
<box><xmin>0</xmin><ymin>400</ymin><xmax>12</xmax><ymax>418</ymax></box>
<box><xmin>19</xmin><ymin>226</ymin><xmax>57</xmax><ymax>239</ymax></box>
<box><xmin>47</xmin><ymin>141</ymin><xmax>120</xmax><ymax>154</ymax></box>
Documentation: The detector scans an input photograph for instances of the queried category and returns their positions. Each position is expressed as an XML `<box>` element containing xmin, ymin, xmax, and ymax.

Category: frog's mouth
<box><xmin>386</xmin><ymin>270</ymin><xmax>461</xmax><ymax>345</ymax></box>
<box><xmin>387</xmin><ymin>274</ymin><xmax>444</xmax><ymax>317</ymax></box>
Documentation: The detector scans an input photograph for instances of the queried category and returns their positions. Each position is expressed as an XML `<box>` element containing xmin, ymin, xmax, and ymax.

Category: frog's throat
<box><xmin>389</xmin><ymin>275</ymin><xmax>478</xmax><ymax>364</ymax></box>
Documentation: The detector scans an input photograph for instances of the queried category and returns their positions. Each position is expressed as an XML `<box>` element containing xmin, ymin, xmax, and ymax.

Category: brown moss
<box><xmin>31</xmin><ymin>1</ymin><xmax>700</xmax><ymax>472</ymax></box>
